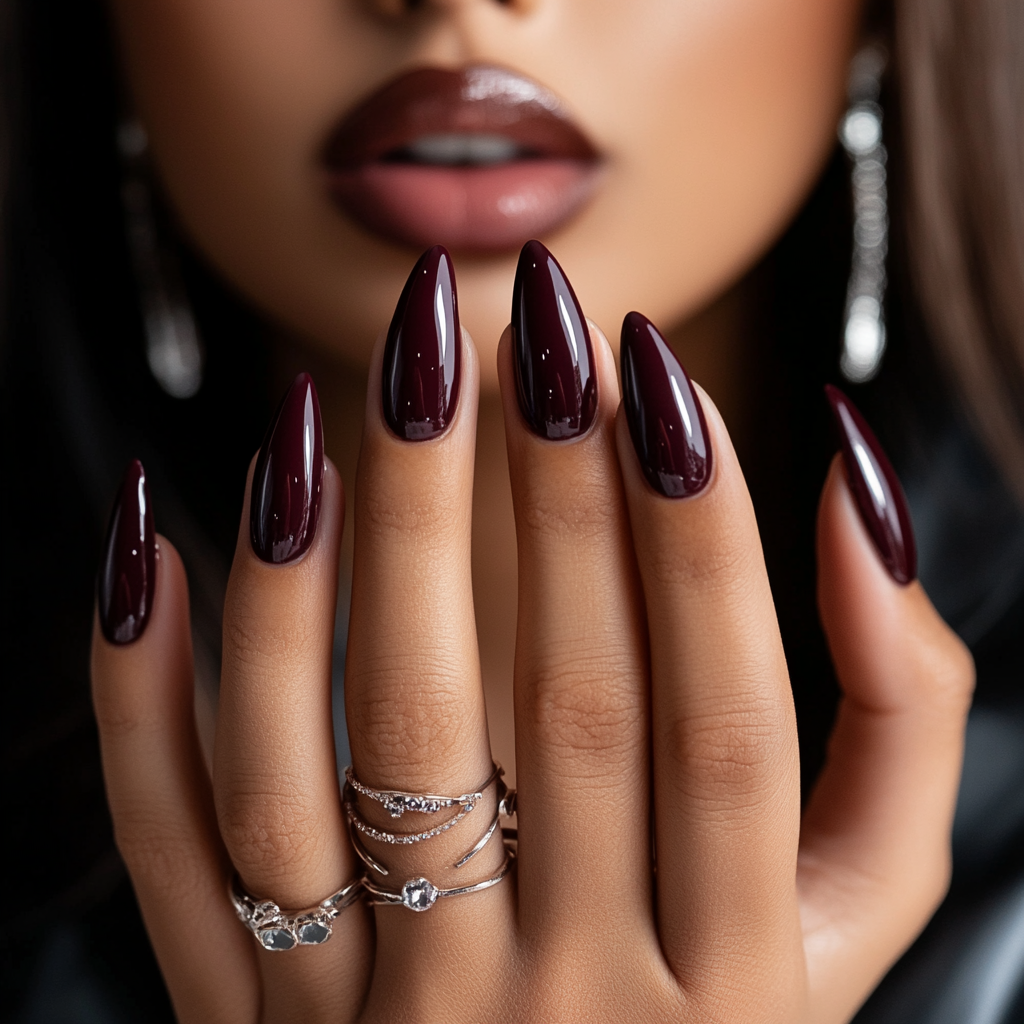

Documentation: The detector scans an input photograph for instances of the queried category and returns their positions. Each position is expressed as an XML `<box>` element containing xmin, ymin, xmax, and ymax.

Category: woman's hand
<box><xmin>90</xmin><ymin>247</ymin><xmax>973</xmax><ymax>1024</ymax></box>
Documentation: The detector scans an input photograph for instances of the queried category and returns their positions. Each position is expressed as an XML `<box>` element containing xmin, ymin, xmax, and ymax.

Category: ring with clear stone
<box><xmin>345</xmin><ymin>770</ymin><xmax>517</xmax><ymax>877</ymax></box>
<box><xmin>230</xmin><ymin>874</ymin><xmax>364</xmax><ymax>952</ymax></box>
<box><xmin>344</xmin><ymin>762</ymin><xmax>503</xmax><ymax>819</ymax></box>
<box><xmin>361</xmin><ymin>842</ymin><xmax>515</xmax><ymax>912</ymax></box>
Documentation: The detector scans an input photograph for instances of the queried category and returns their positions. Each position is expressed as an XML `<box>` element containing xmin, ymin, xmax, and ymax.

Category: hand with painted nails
<box><xmin>90</xmin><ymin>242</ymin><xmax>973</xmax><ymax>1024</ymax></box>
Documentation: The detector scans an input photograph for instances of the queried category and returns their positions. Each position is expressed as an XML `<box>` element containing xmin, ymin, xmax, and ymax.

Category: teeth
<box><xmin>403</xmin><ymin>133</ymin><xmax>523</xmax><ymax>166</ymax></box>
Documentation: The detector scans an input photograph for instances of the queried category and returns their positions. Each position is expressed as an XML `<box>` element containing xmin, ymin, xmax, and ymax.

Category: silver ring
<box><xmin>344</xmin><ymin>764</ymin><xmax>515</xmax><ymax>876</ymax></box>
<box><xmin>344</xmin><ymin>762</ymin><xmax>502</xmax><ymax>818</ymax></box>
<box><xmin>362</xmin><ymin>843</ymin><xmax>516</xmax><ymax>912</ymax></box>
<box><xmin>230</xmin><ymin>874</ymin><xmax>363</xmax><ymax>951</ymax></box>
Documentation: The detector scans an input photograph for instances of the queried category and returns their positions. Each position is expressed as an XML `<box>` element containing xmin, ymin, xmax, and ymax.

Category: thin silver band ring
<box><xmin>362</xmin><ymin>847</ymin><xmax>515</xmax><ymax>912</ymax></box>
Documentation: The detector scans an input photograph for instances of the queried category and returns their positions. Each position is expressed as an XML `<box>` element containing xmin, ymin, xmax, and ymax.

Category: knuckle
<box><xmin>92</xmin><ymin>692</ymin><xmax>150</xmax><ymax>740</ymax></box>
<box><xmin>909</xmin><ymin>852</ymin><xmax>953</xmax><ymax>922</ymax></box>
<box><xmin>222</xmin><ymin>605</ymin><xmax>318</xmax><ymax>674</ymax></box>
<box><xmin>517</xmin><ymin>480</ymin><xmax>619</xmax><ymax>542</ymax></box>
<box><xmin>647</xmin><ymin>531</ymin><xmax>760</xmax><ymax>595</ymax></box>
<box><xmin>925</xmin><ymin>630</ymin><xmax>976</xmax><ymax>712</ymax></box>
<box><xmin>664</xmin><ymin>693</ymin><xmax>790</xmax><ymax>812</ymax></box>
<box><xmin>361</xmin><ymin>486</ymin><xmax>462</xmax><ymax>547</ymax></box>
<box><xmin>217</xmin><ymin>780</ymin><xmax>326</xmax><ymax>881</ymax></box>
<box><xmin>521</xmin><ymin>649</ymin><xmax>644</xmax><ymax>766</ymax></box>
<box><xmin>112</xmin><ymin>809</ymin><xmax>206</xmax><ymax>898</ymax></box>
<box><xmin>346</xmin><ymin>658</ymin><xmax>476</xmax><ymax>774</ymax></box>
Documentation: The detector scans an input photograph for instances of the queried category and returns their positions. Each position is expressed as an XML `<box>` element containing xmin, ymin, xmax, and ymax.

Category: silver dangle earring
<box><xmin>118</xmin><ymin>118</ymin><xmax>204</xmax><ymax>399</ymax></box>
<box><xmin>839</xmin><ymin>44</ymin><xmax>888</xmax><ymax>384</ymax></box>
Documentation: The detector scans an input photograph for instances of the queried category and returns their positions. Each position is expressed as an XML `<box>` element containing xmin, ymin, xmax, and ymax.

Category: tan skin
<box><xmin>92</xmin><ymin>0</ymin><xmax>974</xmax><ymax>1021</ymax></box>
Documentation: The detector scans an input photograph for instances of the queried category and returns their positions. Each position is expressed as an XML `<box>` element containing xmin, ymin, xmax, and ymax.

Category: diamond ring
<box><xmin>230</xmin><ymin>874</ymin><xmax>363</xmax><ymax>951</ymax></box>
<box><xmin>344</xmin><ymin>763</ymin><xmax>516</xmax><ymax>877</ymax></box>
<box><xmin>361</xmin><ymin>843</ymin><xmax>515</xmax><ymax>912</ymax></box>
<box><xmin>344</xmin><ymin>762</ymin><xmax>503</xmax><ymax>818</ymax></box>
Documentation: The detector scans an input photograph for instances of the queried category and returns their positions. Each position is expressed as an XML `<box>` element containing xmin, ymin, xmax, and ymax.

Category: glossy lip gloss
<box><xmin>322</xmin><ymin>66</ymin><xmax>601</xmax><ymax>253</ymax></box>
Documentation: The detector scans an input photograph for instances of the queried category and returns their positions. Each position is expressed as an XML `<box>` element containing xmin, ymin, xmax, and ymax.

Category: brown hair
<box><xmin>899</xmin><ymin>0</ymin><xmax>1024</xmax><ymax>501</ymax></box>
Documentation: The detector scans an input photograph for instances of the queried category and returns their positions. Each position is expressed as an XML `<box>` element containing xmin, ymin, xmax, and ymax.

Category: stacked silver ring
<box><xmin>344</xmin><ymin>762</ymin><xmax>517</xmax><ymax>911</ymax></box>
<box><xmin>230</xmin><ymin>875</ymin><xmax>363</xmax><ymax>951</ymax></box>
<box><xmin>229</xmin><ymin>764</ymin><xmax>518</xmax><ymax>942</ymax></box>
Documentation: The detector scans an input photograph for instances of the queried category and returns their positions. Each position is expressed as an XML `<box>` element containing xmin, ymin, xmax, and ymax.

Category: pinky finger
<box><xmin>91</xmin><ymin>467</ymin><xmax>257</xmax><ymax>1023</ymax></box>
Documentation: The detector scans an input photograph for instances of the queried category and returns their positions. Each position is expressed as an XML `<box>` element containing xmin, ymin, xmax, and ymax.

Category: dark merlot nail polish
<box><xmin>250</xmin><ymin>372</ymin><xmax>325</xmax><ymax>564</ymax></box>
<box><xmin>511</xmin><ymin>239</ymin><xmax>596</xmax><ymax>440</ymax></box>
<box><xmin>98</xmin><ymin>459</ymin><xmax>156</xmax><ymax>644</ymax></box>
<box><xmin>825</xmin><ymin>385</ymin><xmax>917</xmax><ymax>585</ymax></box>
<box><xmin>383</xmin><ymin>245</ymin><xmax>461</xmax><ymax>441</ymax></box>
<box><xmin>620</xmin><ymin>311</ymin><xmax>712</xmax><ymax>498</ymax></box>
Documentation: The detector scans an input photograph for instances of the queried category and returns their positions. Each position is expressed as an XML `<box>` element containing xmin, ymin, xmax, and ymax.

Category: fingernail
<box><xmin>383</xmin><ymin>245</ymin><xmax>461</xmax><ymax>441</ymax></box>
<box><xmin>620</xmin><ymin>311</ymin><xmax>712</xmax><ymax>498</ymax></box>
<box><xmin>825</xmin><ymin>385</ymin><xmax>917</xmax><ymax>584</ymax></box>
<box><xmin>98</xmin><ymin>459</ymin><xmax>156</xmax><ymax>644</ymax></box>
<box><xmin>250</xmin><ymin>372</ymin><xmax>325</xmax><ymax>564</ymax></box>
<box><xmin>511</xmin><ymin>239</ymin><xmax>597</xmax><ymax>440</ymax></box>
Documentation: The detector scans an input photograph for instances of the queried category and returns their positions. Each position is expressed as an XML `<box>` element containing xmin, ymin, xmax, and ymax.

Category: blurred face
<box><xmin>109</xmin><ymin>0</ymin><xmax>861</xmax><ymax>385</ymax></box>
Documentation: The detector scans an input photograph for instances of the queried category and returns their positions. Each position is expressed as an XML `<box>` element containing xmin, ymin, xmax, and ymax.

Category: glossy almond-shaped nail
<box><xmin>98</xmin><ymin>459</ymin><xmax>156</xmax><ymax>644</ymax></box>
<box><xmin>826</xmin><ymin>385</ymin><xmax>917</xmax><ymax>584</ymax></box>
<box><xmin>250</xmin><ymin>372</ymin><xmax>324</xmax><ymax>564</ymax></box>
<box><xmin>620</xmin><ymin>311</ymin><xmax>712</xmax><ymax>498</ymax></box>
<box><xmin>511</xmin><ymin>239</ymin><xmax>596</xmax><ymax>440</ymax></box>
<box><xmin>383</xmin><ymin>245</ymin><xmax>461</xmax><ymax>441</ymax></box>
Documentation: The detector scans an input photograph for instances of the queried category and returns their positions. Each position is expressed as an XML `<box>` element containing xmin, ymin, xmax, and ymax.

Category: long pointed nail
<box><xmin>620</xmin><ymin>311</ymin><xmax>712</xmax><ymax>498</ymax></box>
<box><xmin>99</xmin><ymin>459</ymin><xmax>156</xmax><ymax>644</ymax></box>
<box><xmin>511</xmin><ymin>239</ymin><xmax>596</xmax><ymax>439</ymax></box>
<box><xmin>825</xmin><ymin>385</ymin><xmax>917</xmax><ymax>584</ymax></box>
<box><xmin>383</xmin><ymin>245</ymin><xmax>461</xmax><ymax>441</ymax></box>
<box><xmin>250</xmin><ymin>372</ymin><xmax>325</xmax><ymax>564</ymax></box>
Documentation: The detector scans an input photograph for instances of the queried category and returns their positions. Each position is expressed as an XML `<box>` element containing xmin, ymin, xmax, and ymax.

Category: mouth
<box><xmin>322</xmin><ymin>65</ymin><xmax>602</xmax><ymax>254</ymax></box>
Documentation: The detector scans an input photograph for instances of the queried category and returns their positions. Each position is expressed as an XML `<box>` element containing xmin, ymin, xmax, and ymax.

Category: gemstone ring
<box><xmin>361</xmin><ymin>844</ymin><xmax>516</xmax><ymax>912</ymax></box>
<box><xmin>230</xmin><ymin>874</ymin><xmax>364</xmax><ymax>951</ymax></box>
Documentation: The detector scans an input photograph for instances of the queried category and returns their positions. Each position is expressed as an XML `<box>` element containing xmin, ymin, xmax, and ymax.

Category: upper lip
<box><xmin>322</xmin><ymin>65</ymin><xmax>600</xmax><ymax>170</ymax></box>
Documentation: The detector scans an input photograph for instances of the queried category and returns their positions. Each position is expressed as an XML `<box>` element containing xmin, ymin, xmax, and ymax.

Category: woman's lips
<box><xmin>322</xmin><ymin>66</ymin><xmax>602</xmax><ymax>253</ymax></box>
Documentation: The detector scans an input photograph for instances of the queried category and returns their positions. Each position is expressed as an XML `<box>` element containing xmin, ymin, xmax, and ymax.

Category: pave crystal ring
<box><xmin>361</xmin><ymin>842</ymin><xmax>515</xmax><ymax>912</ymax></box>
<box><xmin>344</xmin><ymin>762</ymin><xmax>503</xmax><ymax>818</ymax></box>
<box><xmin>344</xmin><ymin>763</ymin><xmax>515</xmax><ymax>876</ymax></box>
<box><xmin>230</xmin><ymin>874</ymin><xmax>363</xmax><ymax>951</ymax></box>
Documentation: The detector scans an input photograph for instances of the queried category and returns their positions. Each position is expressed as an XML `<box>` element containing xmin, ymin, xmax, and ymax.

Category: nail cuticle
<box><xmin>511</xmin><ymin>239</ymin><xmax>597</xmax><ymax>441</ymax></box>
<box><xmin>383</xmin><ymin>245</ymin><xmax>461</xmax><ymax>442</ymax></box>
<box><xmin>620</xmin><ymin>311</ymin><xmax>712</xmax><ymax>498</ymax></box>
<box><xmin>825</xmin><ymin>384</ymin><xmax>917</xmax><ymax>585</ymax></box>
<box><xmin>250</xmin><ymin>372</ymin><xmax>325</xmax><ymax>565</ymax></box>
<box><xmin>98</xmin><ymin>459</ymin><xmax>156</xmax><ymax>645</ymax></box>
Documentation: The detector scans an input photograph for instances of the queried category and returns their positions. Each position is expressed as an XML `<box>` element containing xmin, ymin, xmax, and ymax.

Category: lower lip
<box><xmin>326</xmin><ymin>160</ymin><xmax>600</xmax><ymax>253</ymax></box>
